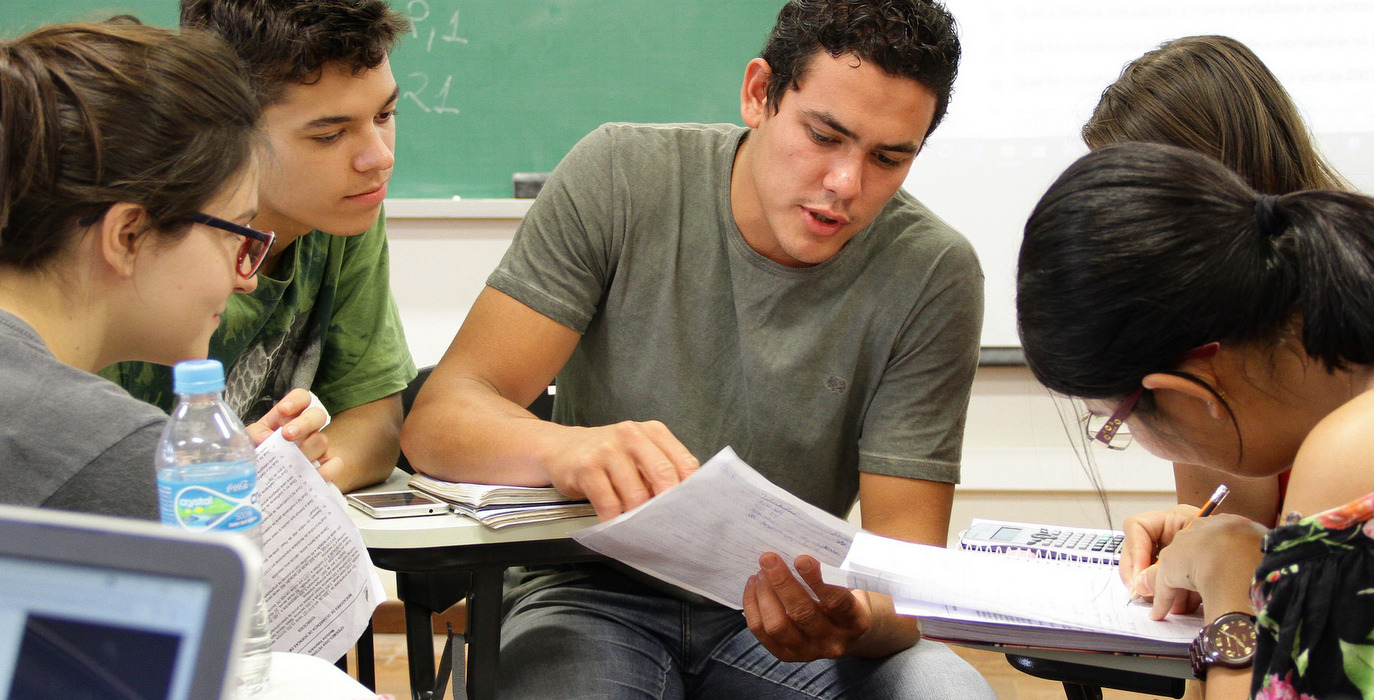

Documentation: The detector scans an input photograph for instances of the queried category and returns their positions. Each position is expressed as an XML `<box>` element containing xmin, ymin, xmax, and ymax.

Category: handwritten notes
<box><xmin>400</xmin><ymin>0</ymin><xmax>466</xmax><ymax>116</ymax></box>
<box><xmin>572</xmin><ymin>447</ymin><xmax>856</xmax><ymax>609</ymax></box>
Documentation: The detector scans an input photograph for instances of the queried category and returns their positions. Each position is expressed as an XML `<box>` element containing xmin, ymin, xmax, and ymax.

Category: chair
<box><xmin>1005</xmin><ymin>654</ymin><xmax>1186</xmax><ymax>699</ymax></box>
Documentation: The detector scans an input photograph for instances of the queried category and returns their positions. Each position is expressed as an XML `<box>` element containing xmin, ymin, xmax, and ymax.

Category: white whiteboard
<box><xmin>904</xmin><ymin>0</ymin><xmax>1374</xmax><ymax>347</ymax></box>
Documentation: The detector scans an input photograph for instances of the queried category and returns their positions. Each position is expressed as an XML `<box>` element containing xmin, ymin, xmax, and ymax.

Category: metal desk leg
<box><xmin>465</xmin><ymin>567</ymin><xmax>504</xmax><ymax>700</ymax></box>
<box><xmin>396</xmin><ymin>571</ymin><xmax>470</xmax><ymax>700</ymax></box>
<box><xmin>1063</xmin><ymin>683</ymin><xmax>1103</xmax><ymax>700</ymax></box>
<box><xmin>356</xmin><ymin>619</ymin><xmax>376</xmax><ymax>690</ymax></box>
<box><xmin>404</xmin><ymin>598</ymin><xmax>437</xmax><ymax>699</ymax></box>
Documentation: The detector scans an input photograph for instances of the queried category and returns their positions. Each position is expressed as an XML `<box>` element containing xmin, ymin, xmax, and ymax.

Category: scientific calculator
<box><xmin>958</xmin><ymin>518</ymin><xmax>1126</xmax><ymax>565</ymax></box>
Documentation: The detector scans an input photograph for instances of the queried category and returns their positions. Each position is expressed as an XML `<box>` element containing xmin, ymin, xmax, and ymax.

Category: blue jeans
<box><xmin>498</xmin><ymin>569</ymin><xmax>994</xmax><ymax>699</ymax></box>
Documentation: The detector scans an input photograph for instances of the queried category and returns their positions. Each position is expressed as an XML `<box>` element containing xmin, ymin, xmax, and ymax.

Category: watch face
<box><xmin>1206</xmin><ymin>614</ymin><xmax>1257</xmax><ymax>665</ymax></box>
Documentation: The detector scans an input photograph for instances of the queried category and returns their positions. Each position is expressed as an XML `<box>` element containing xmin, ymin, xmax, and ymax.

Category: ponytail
<box><xmin>1017</xmin><ymin>141</ymin><xmax>1374</xmax><ymax>401</ymax></box>
<box><xmin>1274</xmin><ymin>191</ymin><xmax>1374</xmax><ymax>368</ymax></box>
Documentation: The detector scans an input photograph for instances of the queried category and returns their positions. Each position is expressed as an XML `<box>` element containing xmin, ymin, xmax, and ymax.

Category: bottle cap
<box><xmin>172</xmin><ymin>359</ymin><xmax>225</xmax><ymax>394</ymax></box>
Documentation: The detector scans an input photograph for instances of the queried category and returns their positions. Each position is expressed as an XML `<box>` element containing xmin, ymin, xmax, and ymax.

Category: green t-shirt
<box><xmin>102</xmin><ymin>216</ymin><xmax>416</xmax><ymax>421</ymax></box>
<box><xmin>489</xmin><ymin>123</ymin><xmax>984</xmax><ymax>518</ymax></box>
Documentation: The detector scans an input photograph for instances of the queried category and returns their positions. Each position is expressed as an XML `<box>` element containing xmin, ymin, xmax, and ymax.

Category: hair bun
<box><xmin>1254</xmin><ymin>194</ymin><xmax>1285</xmax><ymax>239</ymax></box>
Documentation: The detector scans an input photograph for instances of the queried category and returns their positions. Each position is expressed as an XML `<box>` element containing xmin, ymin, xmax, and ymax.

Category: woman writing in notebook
<box><xmin>1017</xmin><ymin>140</ymin><xmax>1374</xmax><ymax>698</ymax></box>
<box><xmin>0</xmin><ymin>19</ymin><xmax>328</xmax><ymax>519</ymax></box>
<box><xmin>1083</xmin><ymin>35</ymin><xmax>1352</xmax><ymax>533</ymax></box>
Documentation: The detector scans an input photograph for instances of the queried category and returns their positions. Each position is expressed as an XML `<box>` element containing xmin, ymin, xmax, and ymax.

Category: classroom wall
<box><xmin>384</xmin><ymin>203</ymin><xmax>1178</xmax><ymax>541</ymax></box>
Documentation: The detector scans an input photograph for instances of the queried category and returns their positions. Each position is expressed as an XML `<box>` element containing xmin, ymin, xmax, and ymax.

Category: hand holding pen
<box><xmin>1122</xmin><ymin>484</ymin><xmax>1230</xmax><ymax>608</ymax></box>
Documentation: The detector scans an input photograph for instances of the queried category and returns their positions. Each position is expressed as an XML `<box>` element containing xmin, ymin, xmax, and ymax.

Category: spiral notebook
<box><xmin>824</xmin><ymin>529</ymin><xmax>1203</xmax><ymax>657</ymax></box>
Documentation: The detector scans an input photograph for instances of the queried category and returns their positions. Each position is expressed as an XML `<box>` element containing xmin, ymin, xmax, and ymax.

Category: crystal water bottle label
<box><xmin>157</xmin><ymin>463</ymin><xmax>262</xmax><ymax>532</ymax></box>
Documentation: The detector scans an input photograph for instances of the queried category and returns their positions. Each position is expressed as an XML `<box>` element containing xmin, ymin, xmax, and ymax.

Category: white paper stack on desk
<box><xmin>824</xmin><ymin>530</ymin><xmax>1204</xmax><ymax>657</ymax></box>
<box><xmin>408</xmin><ymin>474</ymin><xmax>595</xmax><ymax>529</ymax></box>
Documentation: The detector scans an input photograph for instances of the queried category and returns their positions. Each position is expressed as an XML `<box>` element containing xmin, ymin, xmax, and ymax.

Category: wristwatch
<box><xmin>1189</xmin><ymin>612</ymin><xmax>1257</xmax><ymax>680</ymax></box>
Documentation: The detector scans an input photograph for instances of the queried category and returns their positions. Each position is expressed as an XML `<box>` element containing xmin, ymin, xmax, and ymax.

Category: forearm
<box><xmin>1202</xmin><ymin>667</ymin><xmax>1251</xmax><ymax>700</ymax></box>
<box><xmin>319</xmin><ymin>395</ymin><xmax>403</xmax><ymax>492</ymax></box>
<box><xmin>401</xmin><ymin>373</ymin><xmax>566</xmax><ymax>486</ymax></box>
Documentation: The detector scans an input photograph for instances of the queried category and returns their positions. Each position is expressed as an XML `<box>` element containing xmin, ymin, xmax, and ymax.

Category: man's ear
<box><xmin>1141</xmin><ymin>371</ymin><xmax>1226</xmax><ymax>420</ymax></box>
<box><xmin>740</xmin><ymin>57</ymin><xmax>772</xmax><ymax>129</ymax></box>
<box><xmin>95</xmin><ymin>203</ymin><xmax>151</xmax><ymax>277</ymax></box>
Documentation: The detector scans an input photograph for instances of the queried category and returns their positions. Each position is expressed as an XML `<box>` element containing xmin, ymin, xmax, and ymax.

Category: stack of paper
<box><xmin>824</xmin><ymin>531</ymin><xmax>1203</xmax><ymax>656</ymax></box>
<box><xmin>408</xmin><ymin>474</ymin><xmax>595</xmax><ymax>529</ymax></box>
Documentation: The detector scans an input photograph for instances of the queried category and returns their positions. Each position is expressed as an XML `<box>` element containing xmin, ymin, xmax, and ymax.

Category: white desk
<box><xmin>351</xmin><ymin>471</ymin><xmax>1188</xmax><ymax>700</ymax></box>
<box><xmin>349</xmin><ymin>470</ymin><xmax>599</xmax><ymax>700</ymax></box>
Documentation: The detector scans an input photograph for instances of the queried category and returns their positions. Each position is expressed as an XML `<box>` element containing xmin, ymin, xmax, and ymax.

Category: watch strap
<box><xmin>1189</xmin><ymin>612</ymin><xmax>1257</xmax><ymax>680</ymax></box>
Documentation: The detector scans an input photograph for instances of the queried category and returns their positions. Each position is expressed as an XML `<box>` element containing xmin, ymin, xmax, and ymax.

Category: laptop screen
<box><xmin>0</xmin><ymin>555</ymin><xmax>213</xmax><ymax>700</ymax></box>
<box><xmin>0</xmin><ymin>506</ymin><xmax>254</xmax><ymax>700</ymax></box>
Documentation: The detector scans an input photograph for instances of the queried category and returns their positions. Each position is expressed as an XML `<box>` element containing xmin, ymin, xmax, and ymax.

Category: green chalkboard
<box><xmin>3</xmin><ymin>1</ymin><xmax>782</xmax><ymax>198</ymax></box>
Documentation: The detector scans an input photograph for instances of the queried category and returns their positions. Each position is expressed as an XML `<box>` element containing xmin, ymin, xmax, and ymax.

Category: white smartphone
<box><xmin>346</xmin><ymin>490</ymin><xmax>447</xmax><ymax>518</ymax></box>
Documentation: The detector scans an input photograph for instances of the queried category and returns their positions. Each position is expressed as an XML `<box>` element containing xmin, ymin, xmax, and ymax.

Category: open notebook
<box><xmin>0</xmin><ymin>504</ymin><xmax>257</xmax><ymax>700</ymax></box>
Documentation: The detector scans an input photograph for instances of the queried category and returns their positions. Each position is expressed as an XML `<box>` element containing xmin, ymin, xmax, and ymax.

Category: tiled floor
<box><xmin>351</xmin><ymin>633</ymin><xmax>1197</xmax><ymax>699</ymax></box>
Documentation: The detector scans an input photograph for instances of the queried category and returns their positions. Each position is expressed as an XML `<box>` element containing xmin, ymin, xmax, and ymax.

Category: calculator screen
<box><xmin>991</xmin><ymin>526</ymin><xmax>1023</xmax><ymax>542</ymax></box>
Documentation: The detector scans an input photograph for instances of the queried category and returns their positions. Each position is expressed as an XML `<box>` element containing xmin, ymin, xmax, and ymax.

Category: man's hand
<box><xmin>546</xmin><ymin>420</ymin><xmax>699</xmax><ymax>520</ymax></box>
<box><xmin>245</xmin><ymin>388</ymin><xmax>333</xmax><ymax>467</ymax></box>
<box><xmin>741</xmin><ymin>553</ymin><xmax>871</xmax><ymax>662</ymax></box>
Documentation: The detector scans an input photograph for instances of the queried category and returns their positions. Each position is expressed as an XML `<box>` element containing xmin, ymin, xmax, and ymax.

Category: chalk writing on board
<box><xmin>401</xmin><ymin>0</ymin><xmax>465</xmax><ymax>117</ymax></box>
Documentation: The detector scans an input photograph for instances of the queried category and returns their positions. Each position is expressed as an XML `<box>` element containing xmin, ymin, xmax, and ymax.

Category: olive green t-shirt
<box><xmin>489</xmin><ymin>123</ymin><xmax>984</xmax><ymax>519</ymax></box>
<box><xmin>102</xmin><ymin>216</ymin><xmax>415</xmax><ymax>421</ymax></box>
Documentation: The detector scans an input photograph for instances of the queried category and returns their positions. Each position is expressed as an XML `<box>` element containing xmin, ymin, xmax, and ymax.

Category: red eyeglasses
<box><xmin>190</xmin><ymin>212</ymin><xmax>276</xmax><ymax>278</ymax></box>
<box><xmin>1085</xmin><ymin>343</ymin><xmax>1221</xmax><ymax>450</ymax></box>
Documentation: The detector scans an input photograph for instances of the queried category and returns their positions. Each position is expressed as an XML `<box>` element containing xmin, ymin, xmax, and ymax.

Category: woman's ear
<box><xmin>1141</xmin><ymin>372</ymin><xmax>1226</xmax><ymax>420</ymax></box>
<box><xmin>95</xmin><ymin>203</ymin><xmax>150</xmax><ymax>277</ymax></box>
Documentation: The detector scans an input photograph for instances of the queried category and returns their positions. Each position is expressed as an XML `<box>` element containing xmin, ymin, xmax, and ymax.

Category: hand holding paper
<box><xmin>571</xmin><ymin>447</ymin><xmax>857</xmax><ymax>609</ymax></box>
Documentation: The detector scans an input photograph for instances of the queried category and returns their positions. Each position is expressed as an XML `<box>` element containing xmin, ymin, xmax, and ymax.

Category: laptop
<box><xmin>0</xmin><ymin>504</ymin><xmax>257</xmax><ymax>700</ymax></box>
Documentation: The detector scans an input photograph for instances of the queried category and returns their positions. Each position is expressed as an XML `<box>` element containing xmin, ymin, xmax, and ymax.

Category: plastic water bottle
<box><xmin>156</xmin><ymin>359</ymin><xmax>272</xmax><ymax>696</ymax></box>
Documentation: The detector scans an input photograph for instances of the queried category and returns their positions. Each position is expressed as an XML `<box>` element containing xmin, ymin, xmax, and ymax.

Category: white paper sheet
<box><xmin>571</xmin><ymin>446</ymin><xmax>857</xmax><ymax>609</ymax></box>
<box><xmin>825</xmin><ymin>530</ymin><xmax>1201</xmax><ymax>642</ymax></box>
<box><xmin>256</xmin><ymin>431</ymin><xmax>385</xmax><ymax>661</ymax></box>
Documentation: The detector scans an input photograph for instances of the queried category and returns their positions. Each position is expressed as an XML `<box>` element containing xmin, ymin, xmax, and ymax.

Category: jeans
<box><xmin>498</xmin><ymin>569</ymin><xmax>995</xmax><ymax>699</ymax></box>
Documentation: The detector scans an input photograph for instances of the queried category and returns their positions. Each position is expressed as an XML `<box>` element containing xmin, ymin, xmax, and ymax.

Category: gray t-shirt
<box><xmin>0</xmin><ymin>310</ymin><xmax>164</xmax><ymax>520</ymax></box>
<box><xmin>489</xmin><ymin>123</ymin><xmax>983</xmax><ymax>517</ymax></box>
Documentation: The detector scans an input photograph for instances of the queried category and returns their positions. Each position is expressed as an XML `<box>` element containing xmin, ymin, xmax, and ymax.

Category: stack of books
<box><xmin>408</xmin><ymin>474</ymin><xmax>595</xmax><ymax>529</ymax></box>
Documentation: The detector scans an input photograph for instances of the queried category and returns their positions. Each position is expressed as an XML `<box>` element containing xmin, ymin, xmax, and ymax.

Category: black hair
<box><xmin>1017</xmin><ymin>141</ymin><xmax>1374</xmax><ymax>412</ymax></box>
<box><xmin>760</xmin><ymin>0</ymin><xmax>960</xmax><ymax>136</ymax></box>
<box><xmin>180</xmin><ymin>0</ymin><xmax>410</xmax><ymax>108</ymax></box>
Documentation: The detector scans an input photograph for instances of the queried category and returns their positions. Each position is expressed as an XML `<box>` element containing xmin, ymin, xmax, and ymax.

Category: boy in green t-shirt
<box><xmin>103</xmin><ymin>0</ymin><xmax>417</xmax><ymax>492</ymax></box>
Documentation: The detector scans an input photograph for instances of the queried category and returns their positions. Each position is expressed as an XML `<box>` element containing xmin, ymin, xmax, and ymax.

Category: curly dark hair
<box><xmin>181</xmin><ymin>0</ymin><xmax>410</xmax><ymax>107</ymax></box>
<box><xmin>760</xmin><ymin>0</ymin><xmax>960</xmax><ymax>136</ymax></box>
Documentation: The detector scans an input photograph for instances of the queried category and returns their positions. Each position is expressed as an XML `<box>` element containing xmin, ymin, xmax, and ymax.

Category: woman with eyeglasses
<box><xmin>0</xmin><ymin>19</ymin><xmax>327</xmax><ymax>519</ymax></box>
<box><xmin>1083</xmin><ymin>35</ymin><xmax>1355</xmax><ymax>590</ymax></box>
<box><xmin>1018</xmin><ymin>140</ymin><xmax>1374</xmax><ymax>699</ymax></box>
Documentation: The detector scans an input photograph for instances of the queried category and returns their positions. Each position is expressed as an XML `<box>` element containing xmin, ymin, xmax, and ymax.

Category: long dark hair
<box><xmin>1018</xmin><ymin>141</ymin><xmax>1374</xmax><ymax>414</ymax></box>
<box><xmin>0</xmin><ymin>18</ymin><xmax>259</xmax><ymax>269</ymax></box>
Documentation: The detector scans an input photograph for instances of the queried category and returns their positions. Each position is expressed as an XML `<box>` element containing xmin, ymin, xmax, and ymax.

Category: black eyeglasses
<box><xmin>190</xmin><ymin>212</ymin><xmax>276</xmax><ymax>278</ymax></box>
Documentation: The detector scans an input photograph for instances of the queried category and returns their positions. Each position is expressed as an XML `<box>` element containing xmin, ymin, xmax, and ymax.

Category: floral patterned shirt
<box><xmin>1251</xmin><ymin>490</ymin><xmax>1374</xmax><ymax>699</ymax></box>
